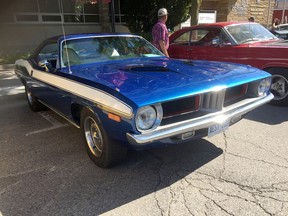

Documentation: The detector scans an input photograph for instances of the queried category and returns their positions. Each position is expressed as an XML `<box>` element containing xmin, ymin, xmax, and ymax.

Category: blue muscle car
<box><xmin>15</xmin><ymin>33</ymin><xmax>273</xmax><ymax>167</ymax></box>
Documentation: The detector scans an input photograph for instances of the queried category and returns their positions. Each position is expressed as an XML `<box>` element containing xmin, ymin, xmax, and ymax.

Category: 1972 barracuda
<box><xmin>168</xmin><ymin>22</ymin><xmax>288</xmax><ymax>106</ymax></box>
<box><xmin>15</xmin><ymin>33</ymin><xmax>273</xmax><ymax>167</ymax></box>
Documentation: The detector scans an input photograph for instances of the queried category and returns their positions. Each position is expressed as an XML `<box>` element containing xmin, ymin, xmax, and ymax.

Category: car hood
<box><xmin>69</xmin><ymin>58</ymin><xmax>270</xmax><ymax>107</ymax></box>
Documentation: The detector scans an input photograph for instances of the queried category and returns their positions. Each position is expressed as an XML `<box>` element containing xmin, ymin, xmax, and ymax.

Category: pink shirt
<box><xmin>152</xmin><ymin>20</ymin><xmax>169</xmax><ymax>51</ymax></box>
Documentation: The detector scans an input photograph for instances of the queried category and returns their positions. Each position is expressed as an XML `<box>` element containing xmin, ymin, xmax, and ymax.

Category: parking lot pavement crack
<box><xmin>275</xmin><ymin>203</ymin><xmax>285</xmax><ymax>215</ymax></box>
<box><xmin>175</xmin><ymin>174</ymin><xmax>195</xmax><ymax>216</ymax></box>
<box><xmin>220</xmin><ymin>132</ymin><xmax>228</xmax><ymax>178</ymax></box>
<box><xmin>150</xmin><ymin>153</ymin><xmax>197</xmax><ymax>216</ymax></box>
<box><xmin>151</xmin><ymin>157</ymin><xmax>166</xmax><ymax>216</ymax></box>
<box><xmin>184</xmin><ymin>172</ymin><xmax>276</xmax><ymax>215</ymax></box>
<box><xmin>227</xmin><ymin>152</ymin><xmax>288</xmax><ymax>169</ymax></box>
<box><xmin>226</xmin><ymin>136</ymin><xmax>288</xmax><ymax>164</ymax></box>
<box><xmin>198</xmin><ymin>190</ymin><xmax>235</xmax><ymax>215</ymax></box>
<box><xmin>181</xmin><ymin>191</ymin><xmax>195</xmax><ymax>216</ymax></box>
<box><xmin>271</xmin><ymin>181</ymin><xmax>288</xmax><ymax>192</ymax></box>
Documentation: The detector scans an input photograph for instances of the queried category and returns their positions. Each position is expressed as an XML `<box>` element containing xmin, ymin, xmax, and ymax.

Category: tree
<box><xmin>121</xmin><ymin>0</ymin><xmax>192</xmax><ymax>33</ymax></box>
<box><xmin>190</xmin><ymin>0</ymin><xmax>202</xmax><ymax>25</ymax></box>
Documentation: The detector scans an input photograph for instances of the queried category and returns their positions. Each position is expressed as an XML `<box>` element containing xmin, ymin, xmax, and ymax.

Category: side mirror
<box><xmin>38</xmin><ymin>59</ymin><xmax>52</xmax><ymax>72</ymax></box>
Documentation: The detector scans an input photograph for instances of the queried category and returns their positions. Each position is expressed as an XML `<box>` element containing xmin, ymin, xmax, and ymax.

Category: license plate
<box><xmin>208</xmin><ymin>120</ymin><xmax>230</xmax><ymax>137</ymax></box>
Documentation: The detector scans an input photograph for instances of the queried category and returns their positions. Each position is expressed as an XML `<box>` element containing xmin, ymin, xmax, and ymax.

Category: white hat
<box><xmin>158</xmin><ymin>8</ymin><xmax>168</xmax><ymax>16</ymax></box>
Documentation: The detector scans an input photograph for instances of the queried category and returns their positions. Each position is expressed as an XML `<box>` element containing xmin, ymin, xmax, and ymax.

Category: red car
<box><xmin>168</xmin><ymin>22</ymin><xmax>288</xmax><ymax>106</ymax></box>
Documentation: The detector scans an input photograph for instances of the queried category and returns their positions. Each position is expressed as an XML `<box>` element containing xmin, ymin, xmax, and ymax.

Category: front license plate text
<box><xmin>208</xmin><ymin>120</ymin><xmax>230</xmax><ymax>137</ymax></box>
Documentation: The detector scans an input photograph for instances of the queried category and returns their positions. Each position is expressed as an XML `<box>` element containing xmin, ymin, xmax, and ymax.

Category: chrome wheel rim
<box><xmin>271</xmin><ymin>75</ymin><xmax>288</xmax><ymax>101</ymax></box>
<box><xmin>84</xmin><ymin>116</ymin><xmax>103</xmax><ymax>157</ymax></box>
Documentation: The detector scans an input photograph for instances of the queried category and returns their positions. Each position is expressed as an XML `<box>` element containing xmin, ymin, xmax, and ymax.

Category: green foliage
<box><xmin>0</xmin><ymin>53</ymin><xmax>30</xmax><ymax>65</ymax></box>
<box><xmin>121</xmin><ymin>0</ymin><xmax>192</xmax><ymax>33</ymax></box>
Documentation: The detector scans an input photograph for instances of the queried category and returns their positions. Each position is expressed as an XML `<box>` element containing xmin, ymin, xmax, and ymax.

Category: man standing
<box><xmin>152</xmin><ymin>8</ymin><xmax>169</xmax><ymax>57</ymax></box>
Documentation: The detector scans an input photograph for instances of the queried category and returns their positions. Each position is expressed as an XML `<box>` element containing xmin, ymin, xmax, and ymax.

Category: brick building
<box><xmin>201</xmin><ymin>0</ymin><xmax>274</xmax><ymax>26</ymax></box>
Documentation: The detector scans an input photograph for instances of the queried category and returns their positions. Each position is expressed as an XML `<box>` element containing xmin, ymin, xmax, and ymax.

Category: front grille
<box><xmin>162</xmin><ymin>95</ymin><xmax>200</xmax><ymax>118</ymax></box>
<box><xmin>201</xmin><ymin>90</ymin><xmax>225</xmax><ymax>111</ymax></box>
<box><xmin>224</xmin><ymin>84</ymin><xmax>248</xmax><ymax>107</ymax></box>
<box><xmin>160</xmin><ymin>84</ymin><xmax>249</xmax><ymax>126</ymax></box>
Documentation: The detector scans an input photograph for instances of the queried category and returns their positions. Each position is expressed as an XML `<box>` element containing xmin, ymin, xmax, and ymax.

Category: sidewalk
<box><xmin>0</xmin><ymin>64</ymin><xmax>24</xmax><ymax>97</ymax></box>
<box><xmin>0</xmin><ymin>64</ymin><xmax>15</xmax><ymax>70</ymax></box>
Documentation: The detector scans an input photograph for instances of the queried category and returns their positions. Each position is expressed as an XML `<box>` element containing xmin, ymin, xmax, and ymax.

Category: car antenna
<box><xmin>58</xmin><ymin>0</ymin><xmax>72</xmax><ymax>74</ymax></box>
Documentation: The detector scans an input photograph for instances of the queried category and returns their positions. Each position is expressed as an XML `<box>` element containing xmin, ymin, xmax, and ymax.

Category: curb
<box><xmin>0</xmin><ymin>64</ymin><xmax>15</xmax><ymax>70</ymax></box>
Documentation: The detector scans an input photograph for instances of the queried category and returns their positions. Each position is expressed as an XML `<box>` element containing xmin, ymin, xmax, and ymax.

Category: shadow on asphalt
<box><xmin>0</xmin><ymin>92</ymin><xmax>223</xmax><ymax>215</ymax></box>
<box><xmin>245</xmin><ymin>104</ymin><xmax>288</xmax><ymax>125</ymax></box>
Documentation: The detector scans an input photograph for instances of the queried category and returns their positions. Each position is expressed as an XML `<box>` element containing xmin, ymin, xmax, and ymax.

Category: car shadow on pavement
<box><xmin>0</xmin><ymin>122</ymin><xmax>223</xmax><ymax>216</ymax></box>
<box><xmin>0</xmin><ymin>92</ymin><xmax>223</xmax><ymax>215</ymax></box>
<box><xmin>245</xmin><ymin>104</ymin><xmax>288</xmax><ymax>125</ymax></box>
<box><xmin>51</xmin><ymin>139</ymin><xmax>223</xmax><ymax>216</ymax></box>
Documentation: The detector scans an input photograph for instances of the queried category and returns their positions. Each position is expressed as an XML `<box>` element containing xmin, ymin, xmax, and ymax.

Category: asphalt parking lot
<box><xmin>1</xmin><ymin>67</ymin><xmax>288</xmax><ymax>216</ymax></box>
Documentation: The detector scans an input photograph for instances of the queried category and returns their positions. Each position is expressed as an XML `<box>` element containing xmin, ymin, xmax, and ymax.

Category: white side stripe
<box><xmin>16</xmin><ymin>60</ymin><xmax>133</xmax><ymax>118</ymax></box>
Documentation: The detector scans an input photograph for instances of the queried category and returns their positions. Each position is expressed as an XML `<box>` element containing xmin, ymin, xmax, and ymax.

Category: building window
<box><xmin>11</xmin><ymin>0</ymin><xmax>100</xmax><ymax>24</ymax></box>
<box><xmin>110</xmin><ymin>0</ymin><xmax>125</xmax><ymax>23</ymax></box>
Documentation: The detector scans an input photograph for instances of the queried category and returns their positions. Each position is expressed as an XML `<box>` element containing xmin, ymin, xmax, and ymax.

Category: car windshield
<box><xmin>61</xmin><ymin>36</ymin><xmax>164</xmax><ymax>67</ymax></box>
<box><xmin>226</xmin><ymin>23</ymin><xmax>277</xmax><ymax>44</ymax></box>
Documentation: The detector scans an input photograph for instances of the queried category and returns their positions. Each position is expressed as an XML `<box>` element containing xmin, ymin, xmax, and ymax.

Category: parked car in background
<box><xmin>270</xmin><ymin>23</ymin><xmax>288</xmax><ymax>40</ymax></box>
<box><xmin>15</xmin><ymin>33</ymin><xmax>273</xmax><ymax>167</ymax></box>
<box><xmin>168</xmin><ymin>22</ymin><xmax>288</xmax><ymax>106</ymax></box>
<box><xmin>278</xmin><ymin>23</ymin><xmax>288</xmax><ymax>30</ymax></box>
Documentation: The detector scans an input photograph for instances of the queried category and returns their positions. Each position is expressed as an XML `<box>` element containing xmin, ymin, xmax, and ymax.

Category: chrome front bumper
<box><xmin>126</xmin><ymin>93</ymin><xmax>274</xmax><ymax>145</ymax></box>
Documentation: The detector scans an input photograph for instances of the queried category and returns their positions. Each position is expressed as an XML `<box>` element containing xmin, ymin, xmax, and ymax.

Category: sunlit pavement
<box><xmin>0</xmin><ymin>66</ymin><xmax>288</xmax><ymax>216</ymax></box>
<box><xmin>0</xmin><ymin>65</ymin><xmax>24</xmax><ymax>97</ymax></box>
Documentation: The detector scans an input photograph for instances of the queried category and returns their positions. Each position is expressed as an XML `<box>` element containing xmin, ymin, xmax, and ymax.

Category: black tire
<box><xmin>266</xmin><ymin>68</ymin><xmax>288</xmax><ymax>106</ymax></box>
<box><xmin>80</xmin><ymin>108</ymin><xmax>127</xmax><ymax>168</ymax></box>
<box><xmin>25</xmin><ymin>85</ymin><xmax>46</xmax><ymax>112</ymax></box>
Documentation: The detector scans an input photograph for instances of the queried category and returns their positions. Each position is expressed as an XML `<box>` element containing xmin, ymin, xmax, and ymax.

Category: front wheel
<box><xmin>80</xmin><ymin>108</ymin><xmax>127</xmax><ymax>168</ymax></box>
<box><xmin>267</xmin><ymin>69</ymin><xmax>288</xmax><ymax>106</ymax></box>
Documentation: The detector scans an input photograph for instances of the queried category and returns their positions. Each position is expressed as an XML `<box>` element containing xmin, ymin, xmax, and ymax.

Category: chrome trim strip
<box><xmin>126</xmin><ymin>93</ymin><xmax>274</xmax><ymax>145</ymax></box>
<box><xmin>39</xmin><ymin>100</ymin><xmax>80</xmax><ymax>128</ymax></box>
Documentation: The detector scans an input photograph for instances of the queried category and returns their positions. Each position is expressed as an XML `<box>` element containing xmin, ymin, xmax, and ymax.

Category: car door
<box><xmin>169</xmin><ymin>27</ymin><xmax>237</xmax><ymax>63</ymax></box>
<box><xmin>168</xmin><ymin>29</ymin><xmax>191</xmax><ymax>59</ymax></box>
<box><xmin>29</xmin><ymin>40</ymin><xmax>74</xmax><ymax>117</ymax></box>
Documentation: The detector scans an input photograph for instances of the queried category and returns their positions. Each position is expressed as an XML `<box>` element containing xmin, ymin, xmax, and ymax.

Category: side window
<box><xmin>191</xmin><ymin>29</ymin><xmax>210</xmax><ymax>42</ymax></box>
<box><xmin>36</xmin><ymin>42</ymin><xmax>58</xmax><ymax>71</ymax></box>
<box><xmin>220</xmin><ymin>31</ymin><xmax>232</xmax><ymax>46</ymax></box>
<box><xmin>172</xmin><ymin>31</ymin><xmax>191</xmax><ymax>45</ymax></box>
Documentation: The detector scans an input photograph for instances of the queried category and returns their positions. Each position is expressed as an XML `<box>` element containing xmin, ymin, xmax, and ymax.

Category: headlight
<box><xmin>258</xmin><ymin>77</ymin><xmax>271</xmax><ymax>96</ymax></box>
<box><xmin>135</xmin><ymin>105</ymin><xmax>162</xmax><ymax>131</ymax></box>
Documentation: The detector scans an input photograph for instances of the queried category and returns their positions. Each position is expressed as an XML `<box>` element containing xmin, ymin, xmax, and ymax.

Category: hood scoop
<box><xmin>120</xmin><ymin>64</ymin><xmax>169</xmax><ymax>72</ymax></box>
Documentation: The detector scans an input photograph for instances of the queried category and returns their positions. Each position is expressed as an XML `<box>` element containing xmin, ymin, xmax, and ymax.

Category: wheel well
<box><xmin>263</xmin><ymin>67</ymin><xmax>288</xmax><ymax>74</ymax></box>
<box><xmin>71</xmin><ymin>103</ymin><xmax>83</xmax><ymax>126</ymax></box>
